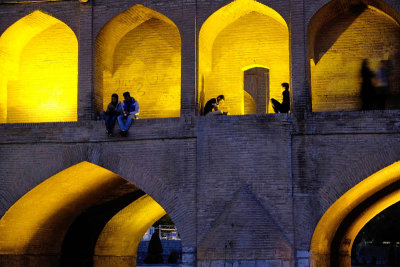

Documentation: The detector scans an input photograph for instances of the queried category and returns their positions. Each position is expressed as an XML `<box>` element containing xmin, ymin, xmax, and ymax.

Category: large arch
<box><xmin>198</xmin><ymin>0</ymin><xmax>289</xmax><ymax>115</ymax></box>
<box><xmin>310</xmin><ymin>161</ymin><xmax>400</xmax><ymax>267</ymax></box>
<box><xmin>0</xmin><ymin>161</ymin><xmax>176</xmax><ymax>267</ymax></box>
<box><xmin>0</xmin><ymin>10</ymin><xmax>78</xmax><ymax>123</ymax></box>
<box><xmin>308</xmin><ymin>0</ymin><xmax>400</xmax><ymax>112</ymax></box>
<box><xmin>95</xmin><ymin>4</ymin><xmax>181</xmax><ymax>119</ymax></box>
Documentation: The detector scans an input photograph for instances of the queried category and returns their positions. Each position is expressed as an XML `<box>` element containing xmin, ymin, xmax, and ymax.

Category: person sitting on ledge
<box><xmin>105</xmin><ymin>93</ymin><xmax>122</xmax><ymax>137</ymax></box>
<box><xmin>203</xmin><ymin>95</ymin><xmax>227</xmax><ymax>116</ymax></box>
<box><xmin>271</xmin><ymin>83</ymin><xmax>290</xmax><ymax>113</ymax></box>
<box><xmin>118</xmin><ymin>91</ymin><xmax>139</xmax><ymax>137</ymax></box>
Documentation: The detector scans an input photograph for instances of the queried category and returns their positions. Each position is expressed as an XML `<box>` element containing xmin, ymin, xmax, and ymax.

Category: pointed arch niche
<box><xmin>308</xmin><ymin>0</ymin><xmax>400</xmax><ymax>112</ymax></box>
<box><xmin>0</xmin><ymin>10</ymin><xmax>78</xmax><ymax>123</ymax></box>
<box><xmin>95</xmin><ymin>5</ymin><xmax>181</xmax><ymax>119</ymax></box>
<box><xmin>310</xmin><ymin>161</ymin><xmax>400</xmax><ymax>267</ymax></box>
<box><xmin>198</xmin><ymin>0</ymin><xmax>289</xmax><ymax>115</ymax></box>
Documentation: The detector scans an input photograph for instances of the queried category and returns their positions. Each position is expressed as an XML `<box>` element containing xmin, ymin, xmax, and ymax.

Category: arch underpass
<box><xmin>0</xmin><ymin>161</ymin><xmax>176</xmax><ymax>267</ymax></box>
<box><xmin>310</xmin><ymin>161</ymin><xmax>400</xmax><ymax>267</ymax></box>
<box><xmin>94</xmin><ymin>194</ymin><xmax>166</xmax><ymax>266</ymax></box>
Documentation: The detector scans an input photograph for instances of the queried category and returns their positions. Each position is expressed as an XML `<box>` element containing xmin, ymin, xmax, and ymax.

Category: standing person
<box><xmin>105</xmin><ymin>93</ymin><xmax>121</xmax><ymax>137</ymax></box>
<box><xmin>203</xmin><ymin>95</ymin><xmax>227</xmax><ymax>116</ymax></box>
<box><xmin>271</xmin><ymin>83</ymin><xmax>290</xmax><ymax>113</ymax></box>
<box><xmin>117</xmin><ymin>91</ymin><xmax>139</xmax><ymax>136</ymax></box>
<box><xmin>360</xmin><ymin>59</ymin><xmax>375</xmax><ymax>110</ymax></box>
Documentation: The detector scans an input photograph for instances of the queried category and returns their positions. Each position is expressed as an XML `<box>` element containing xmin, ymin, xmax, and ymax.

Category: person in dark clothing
<box><xmin>271</xmin><ymin>83</ymin><xmax>290</xmax><ymax>113</ymax></box>
<box><xmin>360</xmin><ymin>59</ymin><xmax>375</xmax><ymax>110</ymax></box>
<box><xmin>105</xmin><ymin>93</ymin><xmax>121</xmax><ymax>137</ymax></box>
<box><xmin>375</xmin><ymin>60</ymin><xmax>390</xmax><ymax>110</ymax></box>
<box><xmin>117</xmin><ymin>91</ymin><xmax>139</xmax><ymax>137</ymax></box>
<box><xmin>203</xmin><ymin>95</ymin><xmax>226</xmax><ymax>116</ymax></box>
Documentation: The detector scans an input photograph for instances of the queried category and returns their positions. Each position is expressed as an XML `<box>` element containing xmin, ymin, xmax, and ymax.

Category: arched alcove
<box><xmin>310</xmin><ymin>161</ymin><xmax>400</xmax><ymax>267</ymax></box>
<box><xmin>308</xmin><ymin>0</ymin><xmax>400</xmax><ymax>112</ymax></box>
<box><xmin>0</xmin><ymin>10</ymin><xmax>78</xmax><ymax>123</ymax></box>
<box><xmin>0</xmin><ymin>162</ymin><xmax>181</xmax><ymax>267</ymax></box>
<box><xmin>198</xmin><ymin>0</ymin><xmax>289</xmax><ymax>115</ymax></box>
<box><xmin>95</xmin><ymin>5</ymin><xmax>181</xmax><ymax>119</ymax></box>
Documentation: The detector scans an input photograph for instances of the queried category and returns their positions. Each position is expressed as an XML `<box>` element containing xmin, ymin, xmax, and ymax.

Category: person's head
<box><xmin>111</xmin><ymin>93</ymin><xmax>118</xmax><ymax>103</ymax></box>
<box><xmin>217</xmin><ymin>95</ymin><xmax>225</xmax><ymax>104</ymax></box>
<box><xmin>362</xmin><ymin>59</ymin><xmax>369</xmax><ymax>69</ymax></box>
<box><xmin>123</xmin><ymin>92</ymin><xmax>131</xmax><ymax>101</ymax></box>
<box><xmin>281</xmin><ymin>83</ymin><xmax>289</xmax><ymax>90</ymax></box>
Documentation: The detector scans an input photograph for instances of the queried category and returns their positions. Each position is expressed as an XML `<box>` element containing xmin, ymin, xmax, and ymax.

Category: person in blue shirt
<box><xmin>105</xmin><ymin>93</ymin><xmax>122</xmax><ymax>137</ymax></box>
<box><xmin>118</xmin><ymin>91</ymin><xmax>139</xmax><ymax>136</ymax></box>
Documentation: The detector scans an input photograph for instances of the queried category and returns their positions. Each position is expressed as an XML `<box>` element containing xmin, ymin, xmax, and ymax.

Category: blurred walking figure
<box><xmin>271</xmin><ymin>83</ymin><xmax>290</xmax><ymax>113</ymax></box>
<box><xmin>360</xmin><ymin>59</ymin><xmax>375</xmax><ymax>110</ymax></box>
<box><xmin>375</xmin><ymin>60</ymin><xmax>390</xmax><ymax>109</ymax></box>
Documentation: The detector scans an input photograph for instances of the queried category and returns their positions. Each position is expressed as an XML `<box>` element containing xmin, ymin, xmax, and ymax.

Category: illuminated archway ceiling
<box><xmin>0</xmin><ymin>162</ymin><xmax>126</xmax><ymax>255</ymax></box>
<box><xmin>310</xmin><ymin>161</ymin><xmax>400</xmax><ymax>264</ymax></box>
<box><xmin>0</xmin><ymin>10</ymin><xmax>78</xmax><ymax>123</ymax></box>
<box><xmin>94</xmin><ymin>194</ymin><xmax>166</xmax><ymax>267</ymax></box>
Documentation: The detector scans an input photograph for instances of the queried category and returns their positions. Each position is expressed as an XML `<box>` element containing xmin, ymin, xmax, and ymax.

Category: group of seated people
<box><xmin>104</xmin><ymin>83</ymin><xmax>290</xmax><ymax>137</ymax></box>
<box><xmin>203</xmin><ymin>82</ymin><xmax>290</xmax><ymax>116</ymax></box>
<box><xmin>104</xmin><ymin>91</ymin><xmax>139</xmax><ymax>137</ymax></box>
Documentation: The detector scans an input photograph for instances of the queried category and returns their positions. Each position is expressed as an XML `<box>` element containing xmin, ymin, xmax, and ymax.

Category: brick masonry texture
<box><xmin>1</xmin><ymin>1</ymin><xmax>400</xmax><ymax>266</ymax></box>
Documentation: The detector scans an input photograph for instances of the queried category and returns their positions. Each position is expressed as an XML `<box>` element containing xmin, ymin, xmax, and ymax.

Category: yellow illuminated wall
<box><xmin>310</xmin><ymin>161</ymin><xmax>400</xmax><ymax>267</ymax></box>
<box><xmin>0</xmin><ymin>10</ymin><xmax>78</xmax><ymax>123</ymax></box>
<box><xmin>95</xmin><ymin>5</ymin><xmax>181</xmax><ymax>119</ymax></box>
<box><xmin>94</xmin><ymin>194</ymin><xmax>166</xmax><ymax>267</ymax></box>
<box><xmin>310</xmin><ymin>6</ymin><xmax>400</xmax><ymax>112</ymax></box>
<box><xmin>0</xmin><ymin>162</ymin><xmax>125</xmax><ymax>256</ymax></box>
<box><xmin>199</xmin><ymin>0</ymin><xmax>289</xmax><ymax>115</ymax></box>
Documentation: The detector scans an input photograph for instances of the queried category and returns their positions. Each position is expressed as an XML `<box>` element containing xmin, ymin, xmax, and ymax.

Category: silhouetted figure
<box><xmin>144</xmin><ymin>230</ymin><xmax>163</xmax><ymax>264</ymax></box>
<box><xmin>271</xmin><ymin>83</ymin><xmax>290</xmax><ymax>113</ymax></box>
<box><xmin>117</xmin><ymin>91</ymin><xmax>139</xmax><ymax>137</ymax></box>
<box><xmin>361</xmin><ymin>59</ymin><xmax>375</xmax><ymax>110</ymax></box>
<box><xmin>375</xmin><ymin>60</ymin><xmax>390</xmax><ymax>109</ymax></box>
<box><xmin>203</xmin><ymin>95</ymin><xmax>227</xmax><ymax>116</ymax></box>
<box><xmin>104</xmin><ymin>93</ymin><xmax>121</xmax><ymax>137</ymax></box>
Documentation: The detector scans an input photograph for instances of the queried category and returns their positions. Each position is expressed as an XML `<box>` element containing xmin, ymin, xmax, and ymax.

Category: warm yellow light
<box><xmin>0</xmin><ymin>162</ymin><xmax>125</xmax><ymax>255</ymax></box>
<box><xmin>199</xmin><ymin>0</ymin><xmax>289</xmax><ymax>115</ymax></box>
<box><xmin>340</xmin><ymin>189</ymin><xmax>400</xmax><ymax>256</ymax></box>
<box><xmin>95</xmin><ymin>5</ymin><xmax>181</xmax><ymax>118</ymax></box>
<box><xmin>310</xmin><ymin>7</ymin><xmax>400</xmax><ymax>112</ymax></box>
<box><xmin>310</xmin><ymin>161</ymin><xmax>400</xmax><ymax>267</ymax></box>
<box><xmin>0</xmin><ymin>10</ymin><xmax>78</xmax><ymax>123</ymax></box>
<box><xmin>94</xmin><ymin>194</ymin><xmax>166</xmax><ymax>267</ymax></box>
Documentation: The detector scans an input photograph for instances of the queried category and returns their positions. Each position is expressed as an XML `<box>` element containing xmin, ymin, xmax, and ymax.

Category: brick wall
<box><xmin>310</xmin><ymin>7</ymin><xmax>400</xmax><ymax>112</ymax></box>
<box><xmin>0</xmin><ymin>1</ymin><xmax>400</xmax><ymax>267</ymax></box>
